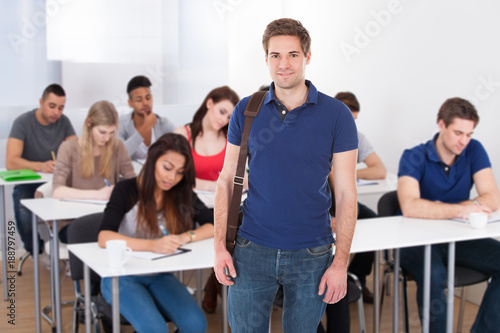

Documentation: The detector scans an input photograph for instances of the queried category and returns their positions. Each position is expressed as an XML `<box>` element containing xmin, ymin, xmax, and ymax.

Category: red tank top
<box><xmin>185</xmin><ymin>125</ymin><xmax>226</xmax><ymax>181</ymax></box>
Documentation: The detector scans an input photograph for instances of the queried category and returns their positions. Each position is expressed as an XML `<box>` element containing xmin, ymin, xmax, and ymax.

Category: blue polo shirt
<box><xmin>227</xmin><ymin>81</ymin><xmax>358</xmax><ymax>250</ymax></box>
<box><xmin>398</xmin><ymin>134</ymin><xmax>491</xmax><ymax>203</ymax></box>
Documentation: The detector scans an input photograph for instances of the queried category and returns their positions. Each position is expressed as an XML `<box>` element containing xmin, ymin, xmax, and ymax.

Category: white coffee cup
<box><xmin>468</xmin><ymin>212</ymin><xmax>488</xmax><ymax>229</ymax></box>
<box><xmin>106</xmin><ymin>240</ymin><xmax>132</xmax><ymax>270</ymax></box>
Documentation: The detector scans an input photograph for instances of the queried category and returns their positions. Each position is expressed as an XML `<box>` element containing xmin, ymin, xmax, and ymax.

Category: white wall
<box><xmin>227</xmin><ymin>0</ymin><xmax>500</xmax><ymax>186</ymax></box>
<box><xmin>2</xmin><ymin>0</ymin><xmax>500</xmax><ymax>188</ymax></box>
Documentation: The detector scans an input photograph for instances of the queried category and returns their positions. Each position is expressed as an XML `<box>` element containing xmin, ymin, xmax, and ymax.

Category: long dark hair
<box><xmin>189</xmin><ymin>86</ymin><xmax>240</xmax><ymax>148</ymax></box>
<box><xmin>136</xmin><ymin>133</ymin><xmax>196</xmax><ymax>237</ymax></box>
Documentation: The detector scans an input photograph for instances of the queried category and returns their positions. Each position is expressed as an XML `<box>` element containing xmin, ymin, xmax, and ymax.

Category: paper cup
<box><xmin>468</xmin><ymin>212</ymin><xmax>488</xmax><ymax>229</ymax></box>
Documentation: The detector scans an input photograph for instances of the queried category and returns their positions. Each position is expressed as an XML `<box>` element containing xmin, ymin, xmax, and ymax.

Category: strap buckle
<box><xmin>233</xmin><ymin>176</ymin><xmax>244</xmax><ymax>186</ymax></box>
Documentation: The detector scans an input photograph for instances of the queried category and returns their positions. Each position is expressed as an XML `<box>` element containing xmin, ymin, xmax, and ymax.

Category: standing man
<box><xmin>119</xmin><ymin>75</ymin><xmax>175</xmax><ymax>160</ymax></box>
<box><xmin>214</xmin><ymin>18</ymin><xmax>359</xmax><ymax>332</ymax></box>
<box><xmin>6</xmin><ymin>83</ymin><xmax>76</xmax><ymax>257</ymax></box>
<box><xmin>398</xmin><ymin>97</ymin><xmax>500</xmax><ymax>332</ymax></box>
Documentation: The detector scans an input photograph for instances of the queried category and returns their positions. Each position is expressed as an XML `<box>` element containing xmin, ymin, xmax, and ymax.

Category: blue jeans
<box><xmin>13</xmin><ymin>183</ymin><xmax>43</xmax><ymax>255</ymax></box>
<box><xmin>101</xmin><ymin>273</ymin><xmax>207</xmax><ymax>333</ymax></box>
<box><xmin>228</xmin><ymin>235</ymin><xmax>333</xmax><ymax>333</ymax></box>
<box><xmin>400</xmin><ymin>238</ymin><xmax>500</xmax><ymax>333</ymax></box>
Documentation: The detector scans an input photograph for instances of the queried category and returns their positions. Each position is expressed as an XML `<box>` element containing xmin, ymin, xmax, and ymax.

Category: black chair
<box><xmin>66</xmin><ymin>212</ymin><xmax>130</xmax><ymax>333</ymax></box>
<box><xmin>347</xmin><ymin>272</ymin><xmax>367</xmax><ymax>333</ymax></box>
<box><xmin>377</xmin><ymin>191</ymin><xmax>491</xmax><ymax>333</ymax></box>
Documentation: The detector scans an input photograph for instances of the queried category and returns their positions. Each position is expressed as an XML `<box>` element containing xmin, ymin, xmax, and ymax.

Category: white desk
<box><xmin>194</xmin><ymin>190</ymin><xmax>247</xmax><ymax>209</ymax></box>
<box><xmin>0</xmin><ymin>172</ymin><xmax>52</xmax><ymax>301</ymax></box>
<box><xmin>21</xmin><ymin>198</ymin><xmax>106</xmax><ymax>333</ymax></box>
<box><xmin>67</xmin><ymin>238</ymin><xmax>215</xmax><ymax>333</ymax></box>
<box><xmin>350</xmin><ymin>215</ymin><xmax>500</xmax><ymax>333</ymax></box>
<box><xmin>356</xmin><ymin>173</ymin><xmax>397</xmax><ymax>211</ymax></box>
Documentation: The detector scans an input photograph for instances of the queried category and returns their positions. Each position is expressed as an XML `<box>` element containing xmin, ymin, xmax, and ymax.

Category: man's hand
<box><xmin>136</xmin><ymin>112</ymin><xmax>157</xmax><ymax>146</ymax></box>
<box><xmin>318</xmin><ymin>265</ymin><xmax>347</xmax><ymax>304</ymax></box>
<box><xmin>214</xmin><ymin>246</ymin><xmax>236</xmax><ymax>286</ymax></box>
<box><xmin>458</xmin><ymin>202</ymin><xmax>492</xmax><ymax>218</ymax></box>
<box><xmin>41</xmin><ymin>160</ymin><xmax>56</xmax><ymax>173</ymax></box>
<box><xmin>143</xmin><ymin>111</ymin><xmax>157</xmax><ymax>130</ymax></box>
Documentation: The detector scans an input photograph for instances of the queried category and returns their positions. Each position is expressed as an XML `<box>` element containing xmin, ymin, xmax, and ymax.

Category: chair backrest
<box><xmin>377</xmin><ymin>190</ymin><xmax>400</xmax><ymax>217</ymax></box>
<box><xmin>67</xmin><ymin>212</ymin><xmax>104</xmax><ymax>292</ymax></box>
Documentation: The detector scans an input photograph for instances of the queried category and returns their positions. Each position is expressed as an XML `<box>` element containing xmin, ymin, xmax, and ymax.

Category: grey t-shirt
<box><xmin>9</xmin><ymin>109</ymin><xmax>76</xmax><ymax>162</ymax></box>
<box><xmin>118</xmin><ymin>111</ymin><xmax>176</xmax><ymax>159</ymax></box>
<box><xmin>357</xmin><ymin>131</ymin><xmax>375</xmax><ymax>163</ymax></box>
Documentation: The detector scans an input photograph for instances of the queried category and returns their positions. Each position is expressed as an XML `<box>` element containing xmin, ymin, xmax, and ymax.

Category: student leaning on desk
<box><xmin>174</xmin><ymin>85</ymin><xmax>240</xmax><ymax>192</ymax></box>
<box><xmin>51</xmin><ymin>100</ymin><xmax>136</xmax><ymax>242</ymax></box>
<box><xmin>97</xmin><ymin>133</ymin><xmax>213</xmax><ymax>333</ymax></box>
<box><xmin>6</xmin><ymin>83</ymin><xmax>76</xmax><ymax>258</ymax></box>
<box><xmin>398</xmin><ymin>97</ymin><xmax>500</xmax><ymax>332</ymax></box>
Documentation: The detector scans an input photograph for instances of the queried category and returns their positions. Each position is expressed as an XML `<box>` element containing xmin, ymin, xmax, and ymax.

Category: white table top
<box><xmin>20</xmin><ymin>197</ymin><xmax>106</xmax><ymax>221</ymax></box>
<box><xmin>0</xmin><ymin>171</ymin><xmax>52</xmax><ymax>187</ymax></box>
<box><xmin>357</xmin><ymin>173</ymin><xmax>397</xmax><ymax>196</ymax></box>
<box><xmin>195</xmin><ymin>190</ymin><xmax>247</xmax><ymax>209</ymax></box>
<box><xmin>67</xmin><ymin>238</ymin><xmax>214</xmax><ymax>278</ymax></box>
<box><xmin>350</xmin><ymin>215</ymin><xmax>500</xmax><ymax>253</ymax></box>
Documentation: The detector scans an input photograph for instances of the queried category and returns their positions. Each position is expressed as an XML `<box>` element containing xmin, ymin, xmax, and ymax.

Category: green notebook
<box><xmin>0</xmin><ymin>169</ymin><xmax>42</xmax><ymax>182</ymax></box>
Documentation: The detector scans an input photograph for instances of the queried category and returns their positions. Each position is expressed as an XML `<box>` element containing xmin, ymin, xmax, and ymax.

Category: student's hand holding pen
<box><xmin>40</xmin><ymin>160</ymin><xmax>56</xmax><ymax>173</ymax></box>
<box><xmin>151</xmin><ymin>236</ymin><xmax>183</xmax><ymax>254</ymax></box>
<box><xmin>96</xmin><ymin>185</ymin><xmax>114</xmax><ymax>200</ymax></box>
<box><xmin>151</xmin><ymin>224</ymin><xmax>182</xmax><ymax>253</ymax></box>
<box><xmin>39</xmin><ymin>150</ymin><xmax>57</xmax><ymax>173</ymax></box>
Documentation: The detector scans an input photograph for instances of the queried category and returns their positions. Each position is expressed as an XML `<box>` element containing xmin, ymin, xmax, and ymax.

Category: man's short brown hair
<box><xmin>262</xmin><ymin>18</ymin><xmax>311</xmax><ymax>55</ymax></box>
<box><xmin>437</xmin><ymin>97</ymin><xmax>479</xmax><ymax>127</ymax></box>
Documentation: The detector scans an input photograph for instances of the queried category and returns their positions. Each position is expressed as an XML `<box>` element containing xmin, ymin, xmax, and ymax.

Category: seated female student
<box><xmin>97</xmin><ymin>133</ymin><xmax>213</xmax><ymax>333</ymax></box>
<box><xmin>174</xmin><ymin>85</ymin><xmax>240</xmax><ymax>192</ymax></box>
<box><xmin>52</xmin><ymin>100</ymin><xmax>136</xmax><ymax>241</ymax></box>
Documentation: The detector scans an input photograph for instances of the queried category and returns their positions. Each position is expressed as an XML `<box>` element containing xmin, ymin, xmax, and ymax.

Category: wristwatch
<box><xmin>187</xmin><ymin>230</ymin><xmax>196</xmax><ymax>243</ymax></box>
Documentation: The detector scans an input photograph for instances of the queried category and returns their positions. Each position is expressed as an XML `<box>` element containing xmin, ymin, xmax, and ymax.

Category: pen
<box><xmin>103</xmin><ymin>178</ymin><xmax>111</xmax><ymax>187</ymax></box>
<box><xmin>159</xmin><ymin>224</ymin><xmax>168</xmax><ymax>236</ymax></box>
<box><xmin>51</xmin><ymin>151</ymin><xmax>56</xmax><ymax>162</ymax></box>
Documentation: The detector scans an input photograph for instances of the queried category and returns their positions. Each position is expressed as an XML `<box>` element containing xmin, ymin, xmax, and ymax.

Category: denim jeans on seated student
<box><xmin>400</xmin><ymin>238</ymin><xmax>500</xmax><ymax>333</ymax></box>
<box><xmin>12</xmin><ymin>183</ymin><xmax>44</xmax><ymax>255</ymax></box>
<box><xmin>101</xmin><ymin>273</ymin><xmax>207</xmax><ymax>333</ymax></box>
<box><xmin>228</xmin><ymin>235</ymin><xmax>333</xmax><ymax>333</ymax></box>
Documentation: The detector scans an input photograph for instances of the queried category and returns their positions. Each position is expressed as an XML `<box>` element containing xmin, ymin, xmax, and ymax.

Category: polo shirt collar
<box><xmin>425</xmin><ymin>133</ymin><xmax>442</xmax><ymax>163</ymax></box>
<box><xmin>426</xmin><ymin>133</ymin><xmax>466</xmax><ymax>165</ymax></box>
<box><xmin>266</xmin><ymin>80</ymin><xmax>318</xmax><ymax>106</ymax></box>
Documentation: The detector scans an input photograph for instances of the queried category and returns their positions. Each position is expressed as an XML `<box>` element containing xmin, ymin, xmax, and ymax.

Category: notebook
<box><xmin>131</xmin><ymin>248</ymin><xmax>191</xmax><ymax>260</ymax></box>
<box><xmin>451</xmin><ymin>214</ymin><xmax>500</xmax><ymax>224</ymax></box>
<box><xmin>0</xmin><ymin>169</ymin><xmax>41</xmax><ymax>182</ymax></box>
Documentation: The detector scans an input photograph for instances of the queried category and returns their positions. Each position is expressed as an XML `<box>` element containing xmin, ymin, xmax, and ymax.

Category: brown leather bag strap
<box><xmin>226</xmin><ymin>91</ymin><xmax>267</xmax><ymax>253</ymax></box>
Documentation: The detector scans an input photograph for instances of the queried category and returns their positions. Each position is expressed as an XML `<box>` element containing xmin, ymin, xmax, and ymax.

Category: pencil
<box><xmin>51</xmin><ymin>151</ymin><xmax>56</xmax><ymax>161</ymax></box>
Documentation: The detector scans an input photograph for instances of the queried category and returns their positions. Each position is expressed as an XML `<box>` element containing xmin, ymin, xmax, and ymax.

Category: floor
<box><xmin>0</xmin><ymin>257</ymin><xmax>480</xmax><ymax>332</ymax></box>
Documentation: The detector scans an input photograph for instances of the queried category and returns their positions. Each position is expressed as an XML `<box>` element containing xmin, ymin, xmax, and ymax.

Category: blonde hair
<box><xmin>80</xmin><ymin>101</ymin><xmax>119</xmax><ymax>179</ymax></box>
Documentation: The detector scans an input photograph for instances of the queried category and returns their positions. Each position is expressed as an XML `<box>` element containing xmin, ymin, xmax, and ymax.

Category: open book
<box><xmin>356</xmin><ymin>179</ymin><xmax>378</xmax><ymax>186</ymax></box>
